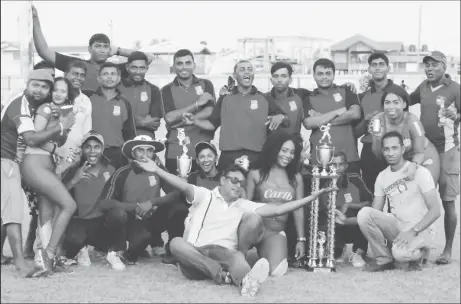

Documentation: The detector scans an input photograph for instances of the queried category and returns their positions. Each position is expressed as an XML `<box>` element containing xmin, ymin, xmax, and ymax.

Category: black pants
<box><xmin>360</xmin><ymin>143</ymin><xmax>387</xmax><ymax>193</ymax></box>
<box><xmin>334</xmin><ymin>209</ymin><xmax>368</xmax><ymax>254</ymax></box>
<box><xmin>104</xmin><ymin>147</ymin><xmax>128</xmax><ymax>170</ymax></box>
<box><xmin>218</xmin><ymin>150</ymin><xmax>260</xmax><ymax>171</ymax></box>
<box><xmin>63</xmin><ymin>216</ymin><xmax>107</xmax><ymax>258</ymax></box>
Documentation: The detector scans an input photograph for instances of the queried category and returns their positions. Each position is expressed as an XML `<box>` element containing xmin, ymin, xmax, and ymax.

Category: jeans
<box><xmin>357</xmin><ymin>207</ymin><xmax>433</xmax><ymax>265</ymax></box>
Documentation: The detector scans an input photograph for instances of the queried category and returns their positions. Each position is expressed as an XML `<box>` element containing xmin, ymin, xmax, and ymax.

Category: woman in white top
<box><xmin>21</xmin><ymin>77</ymin><xmax>77</xmax><ymax>274</ymax></box>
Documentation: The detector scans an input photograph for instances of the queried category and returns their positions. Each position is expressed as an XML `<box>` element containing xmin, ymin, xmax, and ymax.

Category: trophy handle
<box><xmin>315</xmin><ymin>146</ymin><xmax>320</xmax><ymax>164</ymax></box>
<box><xmin>188</xmin><ymin>158</ymin><xmax>192</xmax><ymax>174</ymax></box>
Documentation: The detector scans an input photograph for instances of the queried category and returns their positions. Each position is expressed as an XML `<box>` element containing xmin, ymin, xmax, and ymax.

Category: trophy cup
<box><xmin>315</xmin><ymin>124</ymin><xmax>335</xmax><ymax>176</ymax></box>
<box><xmin>307</xmin><ymin>124</ymin><xmax>339</xmax><ymax>273</ymax></box>
<box><xmin>176</xmin><ymin>128</ymin><xmax>192</xmax><ymax>178</ymax></box>
<box><xmin>436</xmin><ymin>95</ymin><xmax>447</xmax><ymax>127</ymax></box>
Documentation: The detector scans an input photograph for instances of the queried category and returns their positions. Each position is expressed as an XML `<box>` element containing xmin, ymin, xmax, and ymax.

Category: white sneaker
<box><xmin>77</xmin><ymin>246</ymin><xmax>91</xmax><ymax>267</ymax></box>
<box><xmin>151</xmin><ymin>246</ymin><xmax>166</xmax><ymax>257</ymax></box>
<box><xmin>106</xmin><ymin>251</ymin><xmax>126</xmax><ymax>271</ymax></box>
<box><xmin>241</xmin><ymin>258</ymin><xmax>270</xmax><ymax>297</ymax></box>
<box><xmin>349</xmin><ymin>250</ymin><xmax>366</xmax><ymax>268</ymax></box>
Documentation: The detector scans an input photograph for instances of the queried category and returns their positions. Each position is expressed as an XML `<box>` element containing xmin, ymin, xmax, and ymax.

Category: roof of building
<box><xmin>331</xmin><ymin>34</ymin><xmax>403</xmax><ymax>52</ymax></box>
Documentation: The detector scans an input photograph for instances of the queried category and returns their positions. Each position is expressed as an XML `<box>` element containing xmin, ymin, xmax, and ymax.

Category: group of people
<box><xmin>1</xmin><ymin>5</ymin><xmax>460</xmax><ymax>297</ymax></box>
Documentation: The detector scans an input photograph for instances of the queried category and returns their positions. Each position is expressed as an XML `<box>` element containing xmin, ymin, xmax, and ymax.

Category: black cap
<box><xmin>127</xmin><ymin>51</ymin><xmax>149</xmax><ymax>64</ymax></box>
<box><xmin>89</xmin><ymin>33</ymin><xmax>110</xmax><ymax>46</ymax></box>
<box><xmin>195</xmin><ymin>141</ymin><xmax>217</xmax><ymax>157</ymax></box>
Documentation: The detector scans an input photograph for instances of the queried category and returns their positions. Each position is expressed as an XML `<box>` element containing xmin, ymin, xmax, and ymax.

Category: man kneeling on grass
<box><xmin>135</xmin><ymin>160</ymin><xmax>331</xmax><ymax>297</ymax></box>
<box><xmin>357</xmin><ymin>131</ymin><xmax>441</xmax><ymax>272</ymax></box>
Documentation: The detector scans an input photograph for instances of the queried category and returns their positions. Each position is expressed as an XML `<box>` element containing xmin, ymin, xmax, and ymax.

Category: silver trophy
<box><xmin>176</xmin><ymin>128</ymin><xmax>192</xmax><ymax>178</ymax></box>
<box><xmin>315</xmin><ymin>124</ymin><xmax>335</xmax><ymax>176</ymax></box>
<box><xmin>436</xmin><ymin>95</ymin><xmax>447</xmax><ymax>127</ymax></box>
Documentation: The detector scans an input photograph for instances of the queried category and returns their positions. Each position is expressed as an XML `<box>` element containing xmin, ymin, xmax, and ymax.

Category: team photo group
<box><xmin>1</xmin><ymin>4</ymin><xmax>460</xmax><ymax>299</ymax></box>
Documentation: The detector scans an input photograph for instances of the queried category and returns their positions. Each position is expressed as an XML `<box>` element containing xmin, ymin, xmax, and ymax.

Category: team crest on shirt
<box><xmin>195</xmin><ymin>86</ymin><xmax>204</xmax><ymax>96</ymax></box>
<box><xmin>289</xmin><ymin>101</ymin><xmax>297</xmax><ymax>111</ymax></box>
<box><xmin>113</xmin><ymin>106</ymin><xmax>121</xmax><ymax>116</ymax></box>
<box><xmin>250</xmin><ymin>100</ymin><xmax>258</xmax><ymax>110</ymax></box>
<box><xmin>103</xmin><ymin>172</ymin><xmax>110</xmax><ymax>181</ymax></box>
<box><xmin>344</xmin><ymin>193</ymin><xmax>353</xmax><ymax>203</ymax></box>
<box><xmin>140</xmin><ymin>92</ymin><xmax>148</xmax><ymax>102</ymax></box>
<box><xmin>333</xmin><ymin>93</ymin><xmax>342</xmax><ymax>102</ymax></box>
<box><xmin>148</xmin><ymin>175</ymin><xmax>157</xmax><ymax>187</ymax></box>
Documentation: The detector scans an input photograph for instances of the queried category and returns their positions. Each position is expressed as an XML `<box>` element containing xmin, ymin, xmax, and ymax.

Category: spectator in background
<box><xmin>358</xmin><ymin>131</ymin><xmax>440</xmax><ymax>272</ymax></box>
<box><xmin>60</xmin><ymin>131</ymin><xmax>115</xmax><ymax>267</ymax></box>
<box><xmin>188</xmin><ymin>61</ymin><xmax>289</xmax><ymax>170</ymax></box>
<box><xmin>160</xmin><ymin>49</ymin><xmax>216</xmax><ymax>176</ymax></box>
<box><xmin>354</xmin><ymin>52</ymin><xmax>410</xmax><ymax>193</ymax></box>
<box><xmin>409</xmin><ymin>51</ymin><xmax>460</xmax><ymax>265</ymax></box>
<box><xmin>32</xmin><ymin>5</ymin><xmax>155</xmax><ymax>95</ymax></box>
<box><xmin>303</xmin><ymin>58</ymin><xmax>362</xmax><ymax>173</ymax></box>
<box><xmin>90</xmin><ymin>62</ymin><xmax>136</xmax><ymax>169</ymax></box>
<box><xmin>119</xmin><ymin>51</ymin><xmax>162</xmax><ymax>139</ymax></box>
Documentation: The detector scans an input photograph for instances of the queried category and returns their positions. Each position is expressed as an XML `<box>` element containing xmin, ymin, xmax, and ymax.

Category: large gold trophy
<box><xmin>177</xmin><ymin>128</ymin><xmax>192</xmax><ymax>178</ymax></box>
<box><xmin>307</xmin><ymin>123</ymin><xmax>339</xmax><ymax>272</ymax></box>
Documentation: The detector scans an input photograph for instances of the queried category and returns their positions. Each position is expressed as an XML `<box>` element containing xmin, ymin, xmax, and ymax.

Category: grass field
<box><xmin>2</xmin><ymin>103</ymin><xmax>460</xmax><ymax>303</ymax></box>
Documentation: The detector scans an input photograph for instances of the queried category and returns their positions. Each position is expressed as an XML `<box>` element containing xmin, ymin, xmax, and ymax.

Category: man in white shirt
<box><xmin>357</xmin><ymin>131</ymin><xmax>441</xmax><ymax>272</ymax></box>
<box><xmin>55</xmin><ymin>60</ymin><xmax>92</xmax><ymax>176</ymax></box>
<box><xmin>135</xmin><ymin>160</ymin><xmax>330</xmax><ymax>297</ymax></box>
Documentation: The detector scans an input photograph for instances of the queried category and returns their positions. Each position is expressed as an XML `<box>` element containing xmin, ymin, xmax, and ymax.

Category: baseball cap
<box><xmin>127</xmin><ymin>51</ymin><xmax>148</xmax><ymax>64</ymax></box>
<box><xmin>423</xmin><ymin>51</ymin><xmax>447</xmax><ymax>65</ymax></box>
<box><xmin>195</xmin><ymin>141</ymin><xmax>217</xmax><ymax>157</ymax></box>
<box><xmin>28</xmin><ymin>69</ymin><xmax>54</xmax><ymax>84</ymax></box>
<box><xmin>82</xmin><ymin>130</ymin><xmax>104</xmax><ymax>146</ymax></box>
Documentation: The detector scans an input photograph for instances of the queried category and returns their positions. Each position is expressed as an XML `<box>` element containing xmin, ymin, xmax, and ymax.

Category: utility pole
<box><xmin>108</xmin><ymin>19</ymin><xmax>114</xmax><ymax>43</ymax></box>
<box><xmin>417</xmin><ymin>4</ymin><xmax>422</xmax><ymax>71</ymax></box>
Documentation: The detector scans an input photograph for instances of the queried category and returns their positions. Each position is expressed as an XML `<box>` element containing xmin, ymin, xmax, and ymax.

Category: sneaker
<box><xmin>106</xmin><ymin>251</ymin><xmax>126</xmax><ymax>271</ymax></box>
<box><xmin>35</xmin><ymin>249</ymin><xmax>53</xmax><ymax>273</ymax></box>
<box><xmin>60</xmin><ymin>256</ymin><xmax>78</xmax><ymax>267</ymax></box>
<box><xmin>349</xmin><ymin>251</ymin><xmax>366</xmax><ymax>268</ymax></box>
<box><xmin>53</xmin><ymin>257</ymin><xmax>75</xmax><ymax>274</ymax></box>
<box><xmin>76</xmin><ymin>246</ymin><xmax>91</xmax><ymax>267</ymax></box>
<box><xmin>240</xmin><ymin>258</ymin><xmax>270</xmax><ymax>297</ymax></box>
<box><xmin>151</xmin><ymin>246</ymin><xmax>166</xmax><ymax>257</ymax></box>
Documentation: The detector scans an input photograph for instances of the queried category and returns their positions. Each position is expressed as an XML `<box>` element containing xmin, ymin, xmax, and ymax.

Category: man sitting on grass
<box><xmin>135</xmin><ymin>159</ymin><xmax>331</xmax><ymax>297</ymax></box>
<box><xmin>357</xmin><ymin>131</ymin><xmax>441</xmax><ymax>272</ymax></box>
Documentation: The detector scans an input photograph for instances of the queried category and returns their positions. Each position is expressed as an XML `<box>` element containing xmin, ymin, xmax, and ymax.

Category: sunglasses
<box><xmin>225</xmin><ymin>176</ymin><xmax>245</xmax><ymax>186</ymax></box>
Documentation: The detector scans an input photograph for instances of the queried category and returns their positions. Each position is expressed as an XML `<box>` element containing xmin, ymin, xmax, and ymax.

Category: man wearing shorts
<box><xmin>409</xmin><ymin>51</ymin><xmax>460</xmax><ymax>265</ymax></box>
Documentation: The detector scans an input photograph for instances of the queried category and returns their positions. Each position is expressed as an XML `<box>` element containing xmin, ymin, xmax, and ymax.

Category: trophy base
<box><xmin>306</xmin><ymin>267</ymin><xmax>336</xmax><ymax>273</ymax></box>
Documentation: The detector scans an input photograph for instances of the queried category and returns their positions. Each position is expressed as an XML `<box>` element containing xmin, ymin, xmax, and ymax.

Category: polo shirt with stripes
<box><xmin>358</xmin><ymin>80</ymin><xmax>410</xmax><ymax>143</ymax></box>
<box><xmin>89</xmin><ymin>88</ymin><xmax>136</xmax><ymax>148</ymax></box>
<box><xmin>118</xmin><ymin>78</ymin><xmax>162</xmax><ymax>138</ymax></box>
<box><xmin>409</xmin><ymin>75</ymin><xmax>460</xmax><ymax>153</ymax></box>
<box><xmin>161</xmin><ymin>75</ymin><xmax>215</xmax><ymax>160</ymax></box>
<box><xmin>303</xmin><ymin>85</ymin><xmax>361</xmax><ymax>164</ymax></box>
<box><xmin>208</xmin><ymin>85</ymin><xmax>289</xmax><ymax>153</ymax></box>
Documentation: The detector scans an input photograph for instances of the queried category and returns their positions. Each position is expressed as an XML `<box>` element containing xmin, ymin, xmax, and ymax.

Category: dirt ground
<box><xmin>1</xmin><ymin>198</ymin><xmax>459</xmax><ymax>303</ymax></box>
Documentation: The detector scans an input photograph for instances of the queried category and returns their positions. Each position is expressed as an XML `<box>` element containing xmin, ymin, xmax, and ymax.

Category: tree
<box><xmin>400</xmin><ymin>44</ymin><xmax>405</xmax><ymax>52</ymax></box>
<box><xmin>133</xmin><ymin>40</ymin><xmax>142</xmax><ymax>50</ymax></box>
<box><xmin>421</xmin><ymin>44</ymin><xmax>428</xmax><ymax>52</ymax></box>
<box><xmin>409</xmin><ymin>44</ymin><xmax>416</xmax><ymax>52</ymax></box>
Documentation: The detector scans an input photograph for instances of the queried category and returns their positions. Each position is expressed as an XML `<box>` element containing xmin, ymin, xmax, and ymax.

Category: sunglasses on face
<box><xmin>225</xmin><ymin>176</ymin><xmax>245</xmax><ymax>186</ymax></box>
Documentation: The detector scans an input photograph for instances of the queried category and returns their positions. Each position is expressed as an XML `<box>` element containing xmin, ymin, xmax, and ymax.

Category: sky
<box><xmin>1</xmin><ymin>1</ymin><xmax>460</xmax><ymax>56</ymax></box>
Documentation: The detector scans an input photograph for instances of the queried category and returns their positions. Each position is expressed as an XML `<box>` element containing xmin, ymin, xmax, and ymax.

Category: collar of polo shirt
<box><xmin>172</xmin><ymin>75</ymin><xmax>201</xmax><ymax>87</ymax></box>
<box><xmin>230</xmin><ymin>85</ymin><xmax>259</xmax><ymax>95</ymax></box>
<box><xmin>310</xmin><ymin>83</ymin><xmax>341</xmax><ymax>96</ymax></box>
<box><xmin>122</xmin><ymin>77</ymin><xmax>146</xmax><ymax>87</ymax></box>
<box><xmin>270</xmin><ymin>87</ymin><xmax>295</xmax><ymax>99</ymax></box>
<box><xmin>198</xmin><ymin>169</ymin><xmax>222</xmax><ymax>180</ymax></box>
<box><xmin>369</xmin><ymin>79</ymin><xmax>394</xmax><ymax>93</ymax></box>
<box><xmin>94</xmin><ymin>87</ymin><xmax>122</xmax><ymax>98</ymax></box>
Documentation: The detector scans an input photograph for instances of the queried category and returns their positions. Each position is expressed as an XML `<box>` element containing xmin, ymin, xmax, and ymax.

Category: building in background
<box><xmin>330</xmin><ymin>34</ymin><xmax>460</xmax><ymax>74</ymax></box>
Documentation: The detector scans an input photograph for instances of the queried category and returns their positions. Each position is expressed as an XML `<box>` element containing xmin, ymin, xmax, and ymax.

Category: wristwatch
<box><xmin>411</xmin><ymin>227</ymin><xmax>420</xmax><ymax>236</ymax></box>
<box><xmin>297</xmin><ymin>237</ymin><xmax>307</xmax><ymax>242</ymax></box>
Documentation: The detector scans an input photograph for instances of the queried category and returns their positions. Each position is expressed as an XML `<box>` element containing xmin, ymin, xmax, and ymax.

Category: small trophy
<box><xmin>315</xmin><ymin>124</ymin><xmax>335</xmax><ymax>176</ymax></box>
<box><xmin>436</xmin><ymin>95</ymin><xmax>447</xmax><ymax>127</ymax></box>
<box><xmin>177</xmin><ymin>128</ymin><xmax>192</xmax><ymax>178</ymax></box>
<box><xmin>317</xmin><ymin>231</ymin><xmax>326</xmax><ymax>268</ymax></box>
